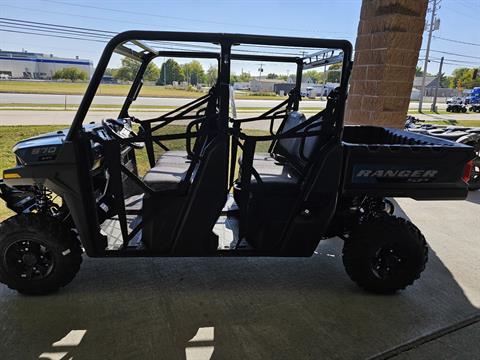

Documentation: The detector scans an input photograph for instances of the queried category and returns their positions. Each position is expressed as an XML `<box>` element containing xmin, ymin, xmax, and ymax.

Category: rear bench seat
<box><xmin>234</xmin><ymin>110</ymin><xmax>326</xmax><ymax>250</ymax></box>
<box><xmin>235</xmin><ymin>110</ymin><xmax>323</xmax><ymax>196</ymax></box>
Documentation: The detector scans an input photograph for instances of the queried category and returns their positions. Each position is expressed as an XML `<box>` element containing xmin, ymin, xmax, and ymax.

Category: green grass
<box><xmin>408</xmin><ymin>110</ymin><xmax>450</xmax><ymax>115</ymax></box>
<box><xmin>0</xmin><ymin>81</ymin><xmax>289</xmax><ymax>100</ymax></box>
<box><xmin>426</xmin><ymin>120</ymin><xmax>480</xmax><ymax>126</ymax></box>
<box><xmin>0</xmin><ymin>81</ymin><xmax>206</xmax><ymax>98</ymax></box>
<box><xmin>0</xmin><ymin>103</ymin><xmax>324</xmax><ymax>112</ymax></box>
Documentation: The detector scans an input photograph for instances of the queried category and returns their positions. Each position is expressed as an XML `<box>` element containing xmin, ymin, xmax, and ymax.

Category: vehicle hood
<box><xmin>11</xmin><ymin>124</ymin><xmax>102</xmax><ymax>165</ymax></box>
<box><xmin>13</xmin><ymin>129</ymin><xmax>69</xmax><ymax>152</ymax></box>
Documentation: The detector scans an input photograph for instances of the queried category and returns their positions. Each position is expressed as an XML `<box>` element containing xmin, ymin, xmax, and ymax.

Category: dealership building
<box><xmin>0</xmin><ymin>50</ymin><xmax>93</xmax><ymax>79</ymax></box>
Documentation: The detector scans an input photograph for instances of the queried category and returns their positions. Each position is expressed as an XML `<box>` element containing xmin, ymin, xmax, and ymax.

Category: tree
<box><xmin>230</xmin><ymin>71</ymin><xmax>251</xmax><ymax>83</ymax></box>
<box><xmin>304</xmin><ymin>70</ymin><xmax>324</xmax><ymax>84</ymax></box>
<box><xmin>144</xmin><ymin>62</ymin><xmax>160</xmax><ymax>81</ymax></box>
<box><xmin>52</xmin><ymin>67</ymin><xmax>88</xmax><ymax>82</ymax></box>
<box><xmin>157</xmin><ymin>59</ymin><xmax>184</xmax><ymax>85</ymax></box>
<box><xmin>440</xmin><ymin>74</ymin><xmax>451</xmax><ymax>88</ymax></box>
<box><xmin>327</xmin><ymin>63</ymin><xmax>341</xmax><ymax>83</ymax></box>
<box><xmin>104</xmin><ymin>68</ymin><xmax>114</xmax><ymax>76</ymax></box>
<box><xmin>415</xmin><ymin>66</ymin><xmax>423</xmax><ymax>76</ymax></box>
<box><xmin>182</xmin><ymin>60</ymin><xmax>205</xmax><ymax>85</ymax></box>
<box><xmin>205</xmin><ymin>65</ymin><xmax>218</xmax><ymax>86</ymax></box>
<box><xmin>449</xmin><ymin>67</ymin><xmax>480</xmax><ymax>89</ymax></box>
<box><xmin>113</xmin><ymin>57</ymin><xmax>159</xmax><ymax>82</ymax></box>
<box><xmin>239</xmin><ymin>72</ymin><xmax>251</xmax><ymax>82</ymax></box>
<box><xmin>267</xmin><ymin>73</ymin><xmax>278</xmax><ymax>79</ymax></box>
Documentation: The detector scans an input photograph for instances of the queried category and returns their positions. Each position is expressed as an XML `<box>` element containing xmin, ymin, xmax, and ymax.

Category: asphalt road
<box><xmin>0</xmin><ymin>92</ymin><xmax>447</xmax><ymax>110</ymax></box>
<box><xmin>1</xmin><ymin>110</ymin><xmax>479</xmax><ymax>128</ymax></box>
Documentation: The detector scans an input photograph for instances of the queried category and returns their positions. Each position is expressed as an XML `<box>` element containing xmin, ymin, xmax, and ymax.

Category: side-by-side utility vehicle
<box><xmin>0</xmin><ymin>32</ymin><xmax>475</xmax><ymax>295</ymax></box>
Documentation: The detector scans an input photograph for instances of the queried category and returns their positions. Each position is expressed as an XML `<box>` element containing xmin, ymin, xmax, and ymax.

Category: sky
<box><xmin>0</xmin><ymin>0</ymin><xmax>479</xmax><ymax>76</ymax></box>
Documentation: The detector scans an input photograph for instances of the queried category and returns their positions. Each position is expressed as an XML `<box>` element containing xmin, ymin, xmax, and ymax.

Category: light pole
<box><xmin>431</xmin><ymin>56</ymin><xmax>444</xmax><ymax>112</ymax></box>
<box><xmin>419</xmin><ymin>0</ymin><xmax>440</xmax><ymax>112</ymax></box>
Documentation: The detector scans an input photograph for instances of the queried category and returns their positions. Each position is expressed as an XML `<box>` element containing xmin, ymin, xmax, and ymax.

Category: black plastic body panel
<box><xmin>341</xmin><ymin>126</ymin><xmax>475</xmax><ymax>200</ymax></box>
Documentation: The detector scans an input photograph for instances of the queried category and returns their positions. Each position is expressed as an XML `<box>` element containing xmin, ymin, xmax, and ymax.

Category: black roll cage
<box><xmin>63</xmin><ymin>31</ymin><xmax>352</xmax><ymax>256</ymax></box>
<box><xmin>66</xmin><ymin>31</ymin><xmax>352</xmax><ymax>141</ymax></box>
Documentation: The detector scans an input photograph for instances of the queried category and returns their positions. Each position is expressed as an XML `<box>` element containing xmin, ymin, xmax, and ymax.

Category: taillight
<box><xmin>462</xmin><ymin>160</ymin><xmax>474</xmax><ymax>183</ymax></box>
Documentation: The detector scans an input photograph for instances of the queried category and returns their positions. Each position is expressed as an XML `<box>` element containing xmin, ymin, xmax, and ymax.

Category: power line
<box><xmin>0</xmin><ymin>17</ymin><xmax>116</xmax><ymax>35</ymax></box>
<box><xmin>0</xmin><ymin>28</ymin><xmax>106</xmax><ymax>43</ymax></box>
<box><xmin>0</xmin><ymin>23</ymin><xmax>112</xmax><ymax>40</ymax></box>
<box><xmin>41</xmin><ymin>0</ymin><xmax>351</xmax><ymax>36</ymax></box>
<box><xmin>0</xmin><ymin>18</ymin><xmax>327</xmax><ymax>58</ymax></box>
<box><xmin>3</xmin><ymin>4</ymin><xmax>190</xmax><ymax>32</ymax></box>
<box><xmin>433</xmin><ymin>35</ymin><xmax>480</xmax><ymax>47</ymax></box>
<box><xmin>420</xmin><ymin>48</ymin><xmax>480</xmax><ymax>60</ymax></box>
<box><xmin>420</xmin><ymin>57</ymin><xmax>479</xmax><ymax>67</ymax></box>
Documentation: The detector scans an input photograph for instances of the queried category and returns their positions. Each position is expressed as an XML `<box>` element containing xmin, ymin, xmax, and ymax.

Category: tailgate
<box><xmin>341</xmin><ymin>126</ymin><xmax>475</xmax><ymax>200</ymax></box>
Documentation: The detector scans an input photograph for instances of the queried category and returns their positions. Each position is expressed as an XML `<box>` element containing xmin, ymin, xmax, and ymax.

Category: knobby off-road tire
<box><xmin>342</xmin><ymin>215</ymin><xmax>428</xmax><ymax>294</ymax></box>
<box><xmin>0</xmin><ymin>214</ymin><xmax>83</xmax><ymax>295</ymax></box>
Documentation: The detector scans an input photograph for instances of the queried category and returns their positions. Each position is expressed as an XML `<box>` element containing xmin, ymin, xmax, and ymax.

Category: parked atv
<box><xmin>446</xmin><ymin>103</ymin><xmax>467</xmax><ymax>113</ymax></box>
<box><xmin>0</xmin><ymin>31</ymin><xmax>475</xmax><ymax>295</ymax></box>
<box><xmin>405</xmin><ymin>116</ymin><xmax>480</xmax><ymax>190</ymax></box>
<box><xmin>469</xmin><ymin>104</ymin><xmax>480</xmax><ymax>113</ymax></box>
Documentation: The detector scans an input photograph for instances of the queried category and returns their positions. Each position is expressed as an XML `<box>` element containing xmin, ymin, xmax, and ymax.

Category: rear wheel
<box><xmin>0</xmin><ymin>214</ymin><xmax>82</xmax><ymax>295</ymax></box>
<box><xmin>342</xmin><ymin>215</ymin><xmax>428</xmax><ymax>294</ymax></box>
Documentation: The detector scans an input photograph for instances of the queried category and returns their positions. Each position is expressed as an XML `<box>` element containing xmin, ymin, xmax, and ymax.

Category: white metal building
<box><xmin>0</xmin><ymin>50</ymin><xmax>94</xmax><ymax>79</ymax></box>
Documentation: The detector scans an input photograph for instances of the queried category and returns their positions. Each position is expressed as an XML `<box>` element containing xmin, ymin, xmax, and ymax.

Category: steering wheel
<box><xmin>102</xmin><ymin>118</ymin><xmax>144</xmax><ymax>149</ymax></box>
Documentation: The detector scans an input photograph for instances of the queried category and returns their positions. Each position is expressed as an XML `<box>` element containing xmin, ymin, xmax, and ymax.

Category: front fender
<box><xmin>0</xmin><ymin>180</ymin><xmax>36</xmax><ymax>214</ymax></box>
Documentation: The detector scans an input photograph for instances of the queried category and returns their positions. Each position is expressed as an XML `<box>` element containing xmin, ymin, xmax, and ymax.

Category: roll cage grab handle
<box><xmin>66</xmin><ymin>30</ymin><xmax>352</xmax><ymax>141</ymax></box>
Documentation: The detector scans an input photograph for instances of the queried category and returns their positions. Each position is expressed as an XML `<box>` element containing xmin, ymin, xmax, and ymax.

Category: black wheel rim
<box><xmin>4</xmin><ymin>240</ymin><xmax>54</xmax><ymax>280</ymax></box>
<box><xmin>371</xmin><ymin>246</ymin><xmax>404</xmax><ymax>280</ymax></box>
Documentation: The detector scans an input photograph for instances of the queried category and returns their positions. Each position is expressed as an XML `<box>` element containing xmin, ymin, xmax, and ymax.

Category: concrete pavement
<box><xmin>0</xmin><ymin>192</ymin><xmax>478</xmax><ymax>359</ymax></box>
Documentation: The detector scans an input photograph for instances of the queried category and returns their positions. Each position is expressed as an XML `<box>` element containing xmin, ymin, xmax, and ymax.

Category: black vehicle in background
<box><xmin>405</xmin><ymin>116</ymin><xmax>480</xmax><ymax>190</ymax></box>
<box><xmin>0</xmin><ymin>31</ymin><xmax>475</xmax><ymax>295</ymax></box>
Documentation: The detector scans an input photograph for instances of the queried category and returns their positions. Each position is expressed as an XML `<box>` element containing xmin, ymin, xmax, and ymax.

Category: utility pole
<box><xmin>431</xmin><ymin>56</ymin><xmax>444</xmax><ymax>112</ymax></box>
<box><xmin>163</xmin><ymin>57</ymin><xmax>166</xmax><ymax>85</ymax></box>
<box><xmin>418</xmin><ymin>0</ymin><xmax>439</xmax><ymax>112</ymax></box>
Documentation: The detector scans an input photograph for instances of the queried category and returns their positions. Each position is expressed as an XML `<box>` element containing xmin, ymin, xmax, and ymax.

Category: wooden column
<box><xmin>345</xmin><ymin>0</ymin><xmax>428</xmax><ymax>128</ymax></box>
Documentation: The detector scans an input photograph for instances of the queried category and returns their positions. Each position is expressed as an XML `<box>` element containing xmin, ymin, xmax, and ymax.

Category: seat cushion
<box><xmin>143</xmin><ymin>165</ymin><xmax>188</xmax><ymax>191</ymax></box>
<box><xmin>238</xmin><ymin>152</ymin><xmax>281</xmax><ymax>170</ymax></box>
<box><xmin>247</xmin><ymin>163</ymin><xmax>301</xmax><ymax>195</ymax></box>
<box><xmin>155</xmin><ymin>150</ymin><xmax>192</xmax><ymax>168</ymax></box>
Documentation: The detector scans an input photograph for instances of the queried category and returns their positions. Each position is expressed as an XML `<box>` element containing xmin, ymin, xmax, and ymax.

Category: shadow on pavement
<box><xmin>0</xmin><ymin>202</ymin><xmax>478</xmax><ymax>359</ymax></box>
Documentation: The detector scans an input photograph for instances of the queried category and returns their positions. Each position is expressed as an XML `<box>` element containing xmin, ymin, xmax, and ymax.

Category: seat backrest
<box><xmin>173</xmin><ymin>135</ymin><xmax>228</xmax><ymax>254</ymax></box>
<box><xmin>190</xmin><ymin>87</ymin><xmax>219</xmax><ymax>158</ymax></box>
<box><xmin>271</xmin><ymin>111</ymin><xmax>306</xmax><ymax>161</ymax></box>
<box><xmin>272</xmin><ymin>111</ymin><xmax>327</xmax><ymax>174</ymax></box>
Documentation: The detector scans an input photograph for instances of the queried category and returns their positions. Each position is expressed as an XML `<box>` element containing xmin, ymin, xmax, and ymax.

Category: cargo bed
<box><xmin>341</xmin><ymin>126</ymin><xmax>475</xmax><ymax>200</ymax></box>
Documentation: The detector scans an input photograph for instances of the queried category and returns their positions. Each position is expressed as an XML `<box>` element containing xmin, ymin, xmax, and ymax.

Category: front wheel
<box><xmin>342</xmin><ymin>215</ymin><xmax>428</xmax><ymax>294</ymax></box>
<box><xmin>0</xmin><ymin>214</ymin><xmax>83</xmax><ymax>295</ymax></box>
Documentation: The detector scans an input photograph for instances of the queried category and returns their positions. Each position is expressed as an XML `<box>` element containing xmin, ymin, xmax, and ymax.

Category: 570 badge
<box><xmin>31</xmin><ymin>146</ymin><xmax>58</xmax><ymax>161</ymax></box>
